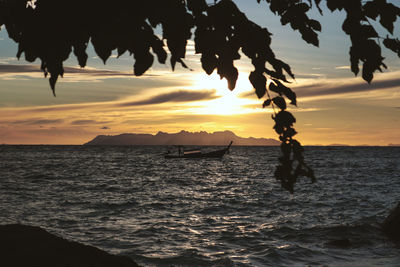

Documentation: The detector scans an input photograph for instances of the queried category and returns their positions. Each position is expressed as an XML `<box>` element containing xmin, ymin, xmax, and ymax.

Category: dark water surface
<box><xmin>1</xmin><ymin>145</ymin><xmax>399</xmax><ymax>266</ymax></box>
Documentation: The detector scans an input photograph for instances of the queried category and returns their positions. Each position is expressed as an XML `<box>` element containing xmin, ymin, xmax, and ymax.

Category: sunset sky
<box><xmin>0</xmin><ymin>1</ymin><xmax>399</xmax><ymax>145</ymax></box>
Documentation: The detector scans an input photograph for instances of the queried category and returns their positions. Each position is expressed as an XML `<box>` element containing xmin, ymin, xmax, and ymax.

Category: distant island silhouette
<box><xmin>84</xmin><ymin>130</ymin><xmax>280</xmax><ymax>146</ymax></box>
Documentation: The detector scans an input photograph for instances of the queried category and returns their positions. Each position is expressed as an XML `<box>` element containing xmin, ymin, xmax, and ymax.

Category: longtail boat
<box><xmin>164</xmin><ymin>141</ymin><xmax>232</xmax><ymax>159</ymax></box>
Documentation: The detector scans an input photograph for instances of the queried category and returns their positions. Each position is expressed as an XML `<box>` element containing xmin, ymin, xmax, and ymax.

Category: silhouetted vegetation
<box><xmin>0</xmin><ymin>0</ymin><xmax>399</xmax><ymax>192</ymax></box>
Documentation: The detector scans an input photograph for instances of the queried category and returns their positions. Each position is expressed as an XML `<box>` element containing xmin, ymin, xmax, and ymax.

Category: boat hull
<box><xmin>164</xmin><ymin>142</ymin><xmax>232</xmax><ymax>159</ymax></box>
<box><xmin>165</xmin><ymin>149</ymin><xmax>227</xmax><ymax>159</ymax></box>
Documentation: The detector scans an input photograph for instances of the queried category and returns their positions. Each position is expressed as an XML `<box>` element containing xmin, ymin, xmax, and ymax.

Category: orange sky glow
<box><xmin>0</xmin><ymin>1</ymin><xmax>399</xmax><ymax>146</ymax></box>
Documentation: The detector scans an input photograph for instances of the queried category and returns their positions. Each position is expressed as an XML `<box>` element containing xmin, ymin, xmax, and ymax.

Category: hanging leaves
<box><xmin>259</xmin><ymin>0</ymin><xmax>322</xmax><ymax>46</ymax></box>
<box><xmin>363</xmin><ymin>0</ymin><xmax>400</xmax><ymax>34</ymax></box>
<box><xmin>270</xmin><ymin>79</ymin><xmax>297</xmax><ymax>106</ymax></box>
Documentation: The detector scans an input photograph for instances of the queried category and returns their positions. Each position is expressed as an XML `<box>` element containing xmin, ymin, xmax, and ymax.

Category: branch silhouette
<box><xmin>1</xmin><ymin>0</ymin><xmax>399</xmax><ymax>193</ymax></box>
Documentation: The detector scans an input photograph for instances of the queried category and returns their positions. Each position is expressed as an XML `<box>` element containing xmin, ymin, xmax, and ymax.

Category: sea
<box><xmin>0</xmin><ymin>145</ymin><xmax>399</xmax><ymax>266</ymax></box>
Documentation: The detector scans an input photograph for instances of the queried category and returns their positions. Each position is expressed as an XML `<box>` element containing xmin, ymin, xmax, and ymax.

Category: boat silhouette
<box><xmin>165</xmin><ymin>141</ymin><xmax>233</xmax><ymax>159</ymax></box>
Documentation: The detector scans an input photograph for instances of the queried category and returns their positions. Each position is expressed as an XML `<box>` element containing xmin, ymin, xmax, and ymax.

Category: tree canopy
<box><xmin>1</xmin><ymin>0</ymin><xmax>399</xmax><ymax>193</ymax></box>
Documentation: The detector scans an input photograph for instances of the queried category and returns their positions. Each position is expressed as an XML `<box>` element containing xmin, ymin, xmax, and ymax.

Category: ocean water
<box><xmin>0</xmin><ymin>145</ymin><xmax>399</xmax><ymax>266</ymax></box>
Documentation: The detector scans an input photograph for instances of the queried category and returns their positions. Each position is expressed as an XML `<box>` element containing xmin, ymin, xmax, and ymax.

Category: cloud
<box><xmin>0</xmin><ymin>64</ymin><xmax>160</xmax><ymax>79</ymax></box>
<box><xmin>71</xmin><ymin>119</ymin><xmax>111</xmax><ymax>125</ymax></box>
<box><xmin>0</xmin><ymin>89</ymin><xmax>220</xmax><ymax>118</ymax></box>
<box><xmin>0</xmin><ymin>57</ymin><xmax>19</xmax><ymax>64</ymax></box>
<box><xmin>293</xmin><ymin>73</ymin><xmax>327</xmax><ymax>79</ymax></box>
<box><xmin>71</xmin><ymin>120</ymin><xmax>98</xmax><ymax>125</ymax></box>
<box><xmin>295</xmin><ymin>77</ymin><xmax>400</xmax><ymax>98</ymax></box>
<box><xmin>118</xmin><ymin>89</ymin><xmax>219</xmax><ymax>106</ymax></box>
<box><xmin>0</xmin><ymin>64</ymin><xmax>44</xmax><ymax>73</ymax></box>
<box><xmin>238</xmin><ymin>91</ymin><xmax>256</xmax><ymax>99</ymax></box>
<box><xmin>237</xmin><ymin>71</ymin><xmax>400</xmax><ymax>101</ymax></box>
<box><xmin>335</xmin><ymin>66</ymin><xmax>351</xmax><ymax>70</ymax></box>
<box><xmin>4</xmin><ymin>119</ymin><xmax>64</xmax><ymax>125</ymax></box>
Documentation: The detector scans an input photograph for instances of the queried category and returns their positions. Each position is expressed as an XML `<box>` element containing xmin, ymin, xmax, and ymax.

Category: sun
<box><xmin>187</xmin><ymin>72</ymin><xmax>263</xmax><ymax>115</ymax></box>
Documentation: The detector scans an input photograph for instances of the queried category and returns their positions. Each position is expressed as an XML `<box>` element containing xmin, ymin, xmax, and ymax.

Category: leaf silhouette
<box><xmin>309</xmin><ymin>19</ymin><xmax>322</xmax><ymax>32</ymax></box>
<box><xmin>263</xmin><ymin>99</ymin><xmax>271</xmax><ymax>108</ymax></box>
<box><xmin>274</xmin><ymin>110</ymin><xmax>296</xmax><ymax>128</ymax></box>
<box><xmin>272</xmin><ymin>96</ymin><xmax>287</xmax><ymax>110</ymax></box>
<box><xmin>201</xmin><ymin>55</ymin><xmax>218</xmax><ymax>75</ymax></box>
<box><xmin>249</xmin><ymin>71</ymin><xmax>267</xmax><ymax>98</ymax></box>
<box><xmin>270</xmin><ymin>79</ymin><xmax>297</xmax><ymax>106</ymax></box>
<box><xmin>349</xmin><ymin>46</ymin><xmax>360</xmax><ymax>76</ymax></box>
<box><xmin>363</xmin><ymin>0</ymin><xmax>400</xmax><ymax>34</ymax></box>
<box><xmin>379</xmin><ymin>4</ymin><xmax>399</xmax><ymax>34</ymax></box>
<box><xmin>360</xmin><ymin>25</ymin><xmax>378</xmax><ymax>39</ymax></box>
<box><xmin>383</xmin><ymin>37</ymin><xmax>400</xmax><ymax>57</ymax></box>
<box><xmin>326</xmin><ymin>0</ymin><xmax>346</xmax><ymax>12</ymax></box>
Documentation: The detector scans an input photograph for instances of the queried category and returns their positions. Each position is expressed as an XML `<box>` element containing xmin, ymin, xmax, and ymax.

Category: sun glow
<box><xmin>188</xmin><ymin>72</ymin><xmax>263</xmax><ymax>115</ymax></box>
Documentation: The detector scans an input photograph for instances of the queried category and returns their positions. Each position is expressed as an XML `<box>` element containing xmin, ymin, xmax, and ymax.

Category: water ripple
<box><xmin>0</xmin><ymin>145</ymin><xmax>399</xmax><ymax>266</ymax></box>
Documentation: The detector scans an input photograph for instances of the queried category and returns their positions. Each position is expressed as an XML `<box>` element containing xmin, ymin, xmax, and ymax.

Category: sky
<box><xmin>0</xmin><ymin>1</ymin><xmax>399</xmax><ymax>145</ymax></box>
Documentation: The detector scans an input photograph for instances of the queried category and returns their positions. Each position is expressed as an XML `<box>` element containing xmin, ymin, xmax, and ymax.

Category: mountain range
<box><xmin>84</xmin><ymin>130</ymin><xmax>280</xmax><ymax>146</ymax></box>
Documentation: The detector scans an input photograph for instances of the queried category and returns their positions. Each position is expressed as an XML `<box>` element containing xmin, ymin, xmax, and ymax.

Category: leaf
<box><xmin>269</xmin><ymin>0</ymin><xmax>288</xmax><ymax>15</ymax></box>
<box><xmin>283</xmin><ymin>127</ymin><xmax>297</xmax><ymax>138</ymax></box>
<box><xmin>49</xmin><ymin>75</ymin><xmax>58</xmax><ymax>97</ymax></box>
<box><xmin>170</xmin><ymin>56</ymin><xmax>177</xmax><ymax>71</ymax></box>
<box><xmin>177</xmin><ymin>58</ymin><xmax>190</xmax><ymax>70</ymax></box>
<box><xmin>73</xmin><ymin>43</ymin><xmax>88</xmax><ymax>68</ymax></box>
<box><xmin>301</xmin><ymin>29</ymin><xmax>319</xmax><ymax>47</ymax></box>
<box><xmin>273</xmin><ymin>59</ymin><xmax>295</xmax><ymax>80</ymax></box>
<box><xmin>249</xmin><ymin>71</ymin><xmax>267</xmax><ymax>98</ymax></box>
<box><xmin>187</xmin><ymin>0</ymin><xmax>208</xmax><ymax>14</ymax></box>
<box><xmin>360</xmin><ymin>25</ymin><xmax>378</xmax><ymax>39</ymax></box>
<box><xmin>271</xmin><ymin>79</ymin><xmax>297</xmax><ymax>106</ymax></box>
<box><xmin>151</xmin><ymin>37</ymin><xmax>167</xmax><ymax>64</ymax></box>
<box><xmin>362</xmin><ymin>61</ymin><xmax>374</xmax><ymax>83</ymax></box>
<box><xmin>201</xmin><ymin>54</ymin><xmax>218</xmax><ymax>75</ymax></box>
<box><xmin>217</xmin><ymin>59</ymin><xmax>238</xmax><ymax>90</ymax></box>
<box><xmin>326</xmin><ymin>0</ymin><xmax>346</xmax><ymax>12</ymax></box>
<box><xmin>314</xmin><ymin>0</ymin><xmax>323</xmax><ymax>14</ymax></box>
<box><xmin>280</xmin><ymin>142</ymin><xmax>292</xmax><ymax>158</ymax></box>
<box><xmin>349</xmin><ymin>46</ymin><xmax>360</xmax><ymax>76</ymax></box>
<box><xmin>360</xmin><ymin>40</ymin><xmax>384</xmax><ymax>83</ymax></box>
<box><xmin>265</xmin><ymin>68</ymin><xmax>289</xmax><ymax>82</ymax></box>
<box><xmin>363</xmin><ymin>0</ymin><xmax>381</xmax><ymax>20</ymax></box>
<box><xmin>226</xmin><ymin>66</ymin><xmax>238</xmax><ymax>90</ymax></box>
<box><xmin>274</xmin><ymin>110</ymin><xmax>296</xmax><ymax>128</ymax></box>
<box><xmin>272</xmin><ymin>96</ymin><xmax>287</xmax><ymax>110</ymax></box>
<box><xmin>383</xmin><ymin>37</ymin><xmax>400</xmax><ymax>57</ymax></box>
<box><xmin>379</xmin><ymin>5</ymin><xmax>398</xmax><ymax>34</ymax></box>
<box><xmin>134</xmin><ymin>52</ymin><xmax>154</xmax><ymax>76</ymax></box>
<box><xmin>269</xmin><ymin>81</ymin><xmax>281</xmax><ymax>95</ymax></box>
<box><xmin>309</xmin><ymin>19</ymin><xmax>321</xmax><ymax>32</ymax></box>
<box><xmin>263</xmin><ymin>99</ymin><xmax>271</xmax><ymax>108</ymax></box>
<box><xmin>16</xmin><ymin>44</ymin><xmax>24</xmax><ymax>60</ymax></box>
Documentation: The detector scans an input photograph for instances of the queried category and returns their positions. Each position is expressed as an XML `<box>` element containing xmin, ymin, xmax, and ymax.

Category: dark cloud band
<box><xmin>0</xmin><ymin>64</ymin><xmax>158</xmax><ymax>77</ymax></box>
<box><xmin>118</xmin><ymin>90</ymin><xmax>219</xmax><ymax>106</ymax></box>
<box><xmin>295</xmin><ymin>77</ymin><xmax>400</xmax><ymax>97</ymax></box>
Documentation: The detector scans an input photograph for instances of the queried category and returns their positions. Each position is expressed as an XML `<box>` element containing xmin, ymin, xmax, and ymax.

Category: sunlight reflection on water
<box><xmin>0</xmin><ymin>145</ymin><xmax>399</xmax><ymax>266</ymax></box>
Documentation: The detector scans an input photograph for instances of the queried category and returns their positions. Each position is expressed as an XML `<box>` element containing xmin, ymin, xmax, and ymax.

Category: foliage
<box><xmin>0</xmin><ymin>0</ymin><xmax>399</xmax><ymax>193</ymax></box>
